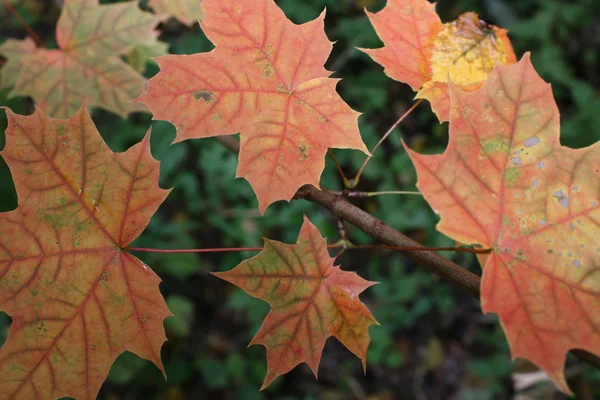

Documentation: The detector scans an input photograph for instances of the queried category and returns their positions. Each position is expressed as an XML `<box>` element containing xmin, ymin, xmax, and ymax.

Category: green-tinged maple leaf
<box><xmin>0</xmin><ymin>104</ymin><xmax>171</xmax><ymax>400</ymax></box>
<box><xmin>125</xmin><ymin>37</ymin><xmax>170</xmax><ymax>74</ymax></box>
<box><xmin>213</xmin><ymin>216</ymin><xmax>378</xmax><ymax>389</ymax></box>
<box><xmin>363</xmin><ymin>0</ymin><xmax>516</xmax><ymax>122</ymax></box>
<box><xmin>4</xmin><ymin>0</ymin><xmax>160</xmax><ymax>119</ymax></box>
<box><xmin>134</xmin><ymin>0</ymin><xmax>369</xmax><ymax>213</ymax></box>
<box><xmin>0</xmin><ymin>38</ymin><xmax>37</xmax><ymax>89</ymax></box>
<box><xmin>405</xmin><ymin>54</ymin><xmax>600</xmax><ymax>394</ymax></box>
<box><xmin>148</xmin><ymin>0</ymin><xmax>204</xmax><ymax>26</ymax></box>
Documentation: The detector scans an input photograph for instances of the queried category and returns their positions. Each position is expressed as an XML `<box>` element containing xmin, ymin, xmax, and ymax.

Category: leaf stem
<box><xmin>126</xmin><ymin>243</ymin><xmax>490</xmax><ymax>254</ymax></box>
<box><xmin>351</xmin><ymin>99</ymin><xmax>423</xmax><ymax>187</ymax></box>
<box><xmin>126</xmin><ymin>244</ymin><xmax>343</xmax><ymax>253</ymax></box>
<box><xmin>2</xmin><ymin>0</ymin><xmax>44</xmax><ymax>48</ymax></box>
<box><xmin>349</xmin><ymin>244</ymin><xmax>491</xmax><ymax>254</ymax></box>
<box><xmin>327</xmin><ymin>149</ymin><xmax>352</xmax><ymax>187</ymax></box>
<box><xmin>125</xmin><ymin>246</ymin><xmax>265</xmax><ymax>253</ymax></box>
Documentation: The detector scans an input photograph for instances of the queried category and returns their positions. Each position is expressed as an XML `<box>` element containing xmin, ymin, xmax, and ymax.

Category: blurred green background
<box><xmin>0</xmin><ymin>0</ymin><xmax>599</xmax><ymax>399</ymax></box>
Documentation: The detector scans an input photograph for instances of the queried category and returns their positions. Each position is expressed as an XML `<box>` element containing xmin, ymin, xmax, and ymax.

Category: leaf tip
<box><xmin>208</xmin><ymin>270</ymin><xmax>228</xmax><ymax>282</ymax></box>
<box><xmin>69</xmin><ymin>98</ymin><xmax>92</xmax><ymax>121</ymax></box>
<box><xmin>157</xmin><ymin>361</ymin><xmax>168</xmax><ymax>382</ymax></box>
<box><xmin>365</xmin><ymin>279</ymin><xmax>379</xmax><ymax>289</ymax></box>
<box><xmin>0</xmin><ymin>105</ymin><xmax>13</xmax><ymax>118</ymax></box>
<box><xmin>257</xmin><ymin>200</ymin><xmax>270</xmax><ymax>215</ymax></box>
<box><xmin>259</xmin><ymin>370</ymin><xmax>279</xmax><ymax>391</ymax></box>
<box><xmin>318</xmin><ymin>7</ymin><xmax>327</xmax><ymax>21</ymax></box>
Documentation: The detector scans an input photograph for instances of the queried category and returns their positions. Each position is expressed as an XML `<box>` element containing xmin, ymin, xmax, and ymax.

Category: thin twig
<box><xmin>2</xmin><ymin>0</ymin><xmax>44</xmax><ymax>47</ymax></box>
<box><xmin>327</xmin><ymin>190</ymin><xmax>422</xmax><ymax>198</ymax></box>
<box><xmin>328</xmin><ymin>149</ymin><xmax>351</xmax><ymax>187</ymax></box>
<box><xmin>352</xmin><ymin>99</ymin><xmax>423</xmax><ymax>187</ymax></box>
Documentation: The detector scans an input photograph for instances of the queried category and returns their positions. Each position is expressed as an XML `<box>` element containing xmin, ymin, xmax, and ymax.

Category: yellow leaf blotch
<box><xmin>430</xmin><ymin>12</ymin><xmax>514</xmax><ymax>86</ymax></box>
<box><xmin>365</xmin><ymin>1</ymin><xmax>516</xmax><ymax>121</ymax></box>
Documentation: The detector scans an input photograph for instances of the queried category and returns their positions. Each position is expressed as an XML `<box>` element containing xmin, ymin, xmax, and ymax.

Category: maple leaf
<box><xmin>148</xmin><ymin>0</ymin><xmax>204</xmax><ymax>26</ymax></box>
<box><xmin>363</xmin><ymin>0</ymin><xmax>516</xmax><ymax>122</ymax></box>
<box><xmin>0</xmin><ymin>104</ymin><xmax>171</xmax><ymax>400</ymax></box>
<box><xmin>0</xmin><ymin>38</ymin><xmax>37</xmax><ymax>89</ymax></box>
<box><xmin>405</xmin><ymin>54</ymin><xmax>600</xmax><ymax>394</ymax></box>
<box><xmin>4</xmin><ymin>0</ymin><xmax>161</xmax><ymax>119</ymax></box>
<box><xmin>213</xmin><ymin>216</ymin><xmax>378</xmax><ymax>389</ymax></box>
<box><xmin>134</xmin><ymin>0</ymin><xmax>369</xmax><ymax>213</ymax></box>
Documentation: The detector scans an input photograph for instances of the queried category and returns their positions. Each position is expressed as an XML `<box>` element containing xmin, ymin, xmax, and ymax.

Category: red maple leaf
<box><xmin>0</xmin><ymin>104</ymin><xmax>171</xmax><ymax>399</ymax></box>
<box><xmin>134</xmin><ymin>0</ymin><xmax>368</xmax><ymax>212</ymax></box>
<box><xmin>405</xmin><ymin>54</ymin><xmax>600</xmax><ymax>394</ymax></box>
<box><xmin>214</xmin><ymin>216</ymin><xmax>378</xmax><ymax>389</ymax></box>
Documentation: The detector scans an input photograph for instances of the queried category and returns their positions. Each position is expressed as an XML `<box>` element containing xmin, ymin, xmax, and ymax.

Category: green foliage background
<box><xmin>0</xmin><ymin>0</ymin><xmax>599</xmax><ymax>399</ymax></box>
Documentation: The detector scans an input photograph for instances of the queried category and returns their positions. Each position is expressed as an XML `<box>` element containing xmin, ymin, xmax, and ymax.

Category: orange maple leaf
<box><xmin>213</xmin><ymin>216</ymin><xmax>378</xmax><ymax>389</ymax></box>
<box><xmin>148</xmin><ymin>0</ymin><xmax>204</xmax><ymax>26</ymax></box>
<box><xmin>3</xmin><ymin>0</ymin><xmax>160</xmax><ymax>119</ymax></box>
<box><xmin>0</xmin><ymin>105</ymin><xmax>171</xmax><ymax>399</ymax></box>
<box><xmin>134</xmin><ymin>0</ymin><xmax>369</xmax><ymax>213</ymax></box>
<box><xmin>405</xmin><ymin>54</ymin><xmax>600</xmax><ymax>394</ymax></box>
<box><xmin>363</xmin><ymin>0</ymin><xmax>516</xmax><ymax>122</ymax></box>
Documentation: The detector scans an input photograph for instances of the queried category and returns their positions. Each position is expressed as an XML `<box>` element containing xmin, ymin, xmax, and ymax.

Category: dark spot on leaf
<box><xmin>192</xmin><ymin>90</ymin><xmax>215</xmax><ymax>103</ymax></box>
<box><xmin>298</xmin><ymin>144</ymin><xmax>309</xmax><ymax>161</ymax></box>
<box><xmin>37</xmin><ymin>320</ymin><xmax>48</xmax><ymax>332</ymax></box>
<box><xmin>100</xmin><ymin>271</ymin><xmax>111</xmax><ymax>283</ymax></box>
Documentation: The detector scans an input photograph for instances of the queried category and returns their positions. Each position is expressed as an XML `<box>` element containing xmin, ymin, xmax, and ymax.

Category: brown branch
<box><xmin>215</xmin><ymin>136</ymin><xmax>600</xmax><ymax>369</ymax></box>
<box><xmin>296</xmin><ymin>185</ymin><xmax>481</xmax><ymax>296</ymax></box>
